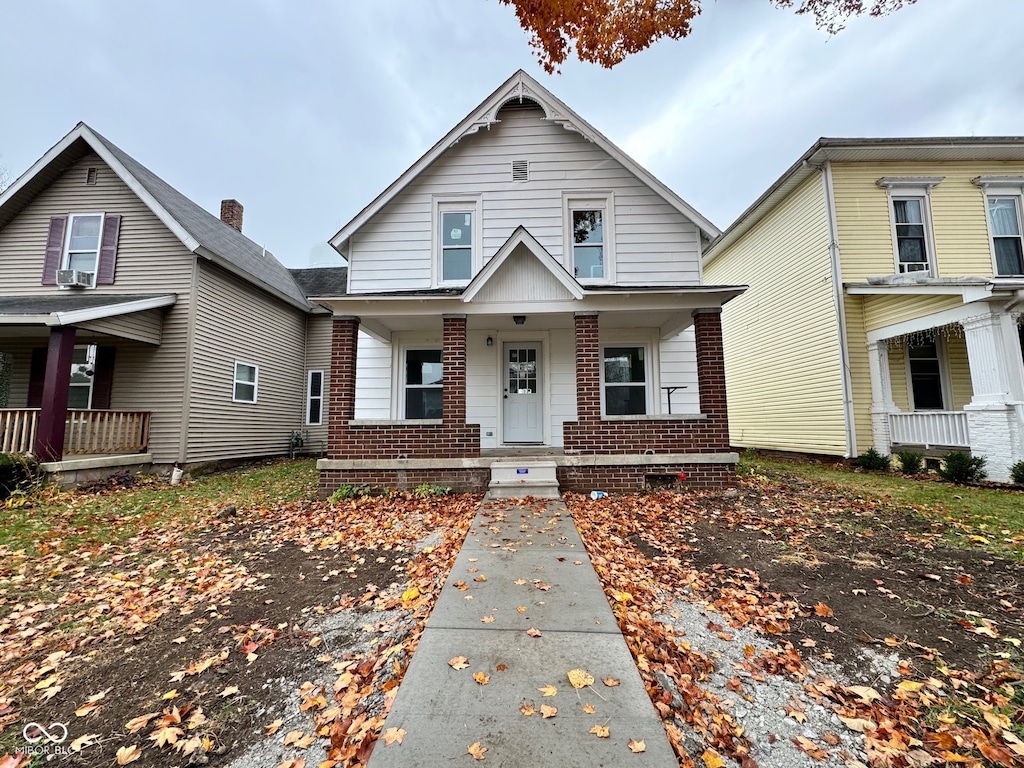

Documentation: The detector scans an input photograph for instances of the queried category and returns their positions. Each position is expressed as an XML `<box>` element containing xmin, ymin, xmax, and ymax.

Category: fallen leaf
<box><xmin>526</xmin><ymin>627</ymin><xmax>542</xmax><ymax>637</ymax></box>
<box><xmin>701</xmin><ymin>748</ymin><xmax>726</xmax><ymax>768</ymax></box>
<box><xmin>610</xmin><ymin>589</ymin><xmax>631</xmax><ymax>602</ymax></box>
<box><xmin>264</xmin><ymin>719</ymin><xmax>283</xmax><ymax>735</ymax></box>
<box><xmin>814</xmin><ymin>602</ymin><xmax>834</xmax><ymax>617</ymax></box>
<box><xmin>567</xmin><ymin>668</ymin><xmax>595</xmax><ymax>689</ymax></box>
<box><xmin>382</xmin><ymin>727</ymin><xmax>406</xmax><ymax>745</ymax></box>
<box><xmin>540</xmin><ymin>704</ymin><xmax>557</xmax><ymax>718</ymax></box>
<box><xmin>481</xmin><ymin>615</ymin><xmax>495</xmax><ymax>623</ymax></box>
<box><xmin>449</xmin><ymin>656</ymin><xmax>470</xmax><ymax>670</ymax></box>
<box><xmin>468</xmin><ymin>741</ymin><xmax>487</xmax><ymax>760</ymax></box>
<box><xmin>538</xmin><ymin>684</ymin><xmax>558</xmax><ymax>697</ymax></box>
<box><xmin>125</xmin><ymin>713</ymin><xmax>159</xmax><ymax>734</ymax></box>
<box><xmin>171</xmin><ymin>636</ymin><xmax>187</xmax><ymax>644</ymax></box>
<box><xmin>517</xmin><ymin>606</ymin><xmax>527</xmax><ymax>613</ymax></box>
<box><xmin>628</xmin><ymin>739</ymin><xmax>646</xmax><ymax>753</ymax></box>
<box><xmin>115</xmin><ymin>745</ymin><xmax>142</xmax><ymax>764</ymax></box>
<box><xmin>590</xmin><ymin>724</ymin><xmax>610</xmax><ymax>738</ymax></box>
<box><xmin>583</xmin><ymin>703</ymin><xmax>596</xmax><ymax>714</ymax></box>
<box><xmin>520</xmin><ymin>701</ymin><xmax>536</xmax><ymax>716</ymax></box>
<box><xmin>218</xmin><ymin>685</ymin><xmax>240</xmax><ymax>697</ymax></box>
<box><xmin>473</xmin><ymin>671</ymin><xmax>490</xmax><ymax>685</ymax></box>
<box><xmin>602</xmin><ymin>677</ymin><xmax>620</xmax><ymax>687</ymax></box>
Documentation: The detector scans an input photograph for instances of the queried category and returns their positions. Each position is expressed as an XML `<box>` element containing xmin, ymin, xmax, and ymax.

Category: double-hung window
<box><xmin>877</xmin><ymin>177</ymin><xmax>942</xmax><ymax>276</ymax></box>
<box><xmin>306</xmin><ymin>370</ymin><xmax>324</xmax><ymax>425</ymax></box>
<box><xmin>974</xmin><ymin>177</ymin><xmax>1024</xmax><ymax>276</ymax></box>
<box><xmin>65</xmin><ymin>213</ymin><xmax>103</xmax><ymax>280</ymax></box>
<box><xmin>602</xmin><ymin>346</ymin><xmax>647</xmax><ymax>415</ymax></box>
<box><xmin>564</xmin><ymin>193</ymin><xmax>613</xmax><ymax>283</ymax></box>
<box><xmin>68</xmin><ymin>345</ymin><xmax>97</xmax><ymax>409</ymax></box>
<box><xmin>404</xmin><ymin>349</ymin><xmax>442</xmax><ymax>419</ymax></box>
<box><xmin>435</xmin><ymin>198</ymin><xmax>480</xmax><ymax>286</ymax></box>
<box><xmin>233</xmin><ymin>361</ymin><xmax>258</xmax><ymax>403</ymax></box>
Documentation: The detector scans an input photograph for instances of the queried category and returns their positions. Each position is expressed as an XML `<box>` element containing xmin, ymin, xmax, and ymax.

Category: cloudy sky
<box><xmin>2</xmin><ymin>0</ymin><xmax>1023</xmax><ymax>268</ymax></box>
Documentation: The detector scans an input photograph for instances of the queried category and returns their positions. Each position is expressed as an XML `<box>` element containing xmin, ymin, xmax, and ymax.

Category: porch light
<box><xmin>513</xmin><ymin>315</ymin><xmax>526</xmax><ymax>325</ymax></box>
<box><xmin>486</xmin><ymin>336</ymin><xmax>494</xmax><ymax>346</ymax></box>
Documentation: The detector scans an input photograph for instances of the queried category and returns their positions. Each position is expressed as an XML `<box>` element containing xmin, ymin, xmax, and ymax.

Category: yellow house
<box><xmin>704</xmin><ymin>137</ymin><xmax>1024</xmax><ymax>482</ymax></box>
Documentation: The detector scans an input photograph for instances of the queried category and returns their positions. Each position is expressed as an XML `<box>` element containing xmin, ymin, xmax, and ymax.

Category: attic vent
<box><xmin>512</xmin><ymin>159</ymin><xmax>529</xmax><ymax>182</ymax></box>
<box><xmin>86</xmin><ymin>167</ymin><xmax>98</xmax><ymax>185</ymax></box>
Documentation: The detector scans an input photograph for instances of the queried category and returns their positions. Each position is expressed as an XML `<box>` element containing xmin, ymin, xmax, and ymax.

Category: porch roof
<box><xmin>846</xmin><ymin>276</ymin><xmax>1024</xmax><ymax>310</ymax></box>
<box><xmin>0</xmin><ymin>294</ymin><xmax>177</xmax><ymax>326</ymax></box>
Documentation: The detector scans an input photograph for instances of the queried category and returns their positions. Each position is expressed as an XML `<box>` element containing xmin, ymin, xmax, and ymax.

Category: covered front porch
<box><xmin>855</xmin><ymin>282</ymin><xmax>1024</xmax><ymax>481</ymax></box>
<box><xmin>0</xmin><ymin>294</ymin><xmax>173</xmax><ymax>471</ymax></box>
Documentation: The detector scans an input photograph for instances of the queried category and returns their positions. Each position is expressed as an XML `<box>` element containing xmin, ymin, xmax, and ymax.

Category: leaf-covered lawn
<box><xmin>1</xmin><ymin>458</ymin><xmax>1022</xmax><ymax>767</ymax></box>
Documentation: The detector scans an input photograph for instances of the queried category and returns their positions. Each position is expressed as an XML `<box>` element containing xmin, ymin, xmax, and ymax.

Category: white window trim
<box><xmin>599</xmin><ymin>337</ymin><xmax>656</xmax><ymax>417</ymax></box>
<box><xmin>396</xmin><ymin>343</ymin><xmax>443</xmax><ymax>419</ymax></box>
<box><xmin>68</xmin><ymin>344</ymin><xmax>97</xmax><ymax>410</ymax></box>
<box><xmin>232</xmin><ymin>360</ymin><xmax>259</xmax><ymax>403</ymax></box>
<box><xmin>563</xmin><ymin>192</ymin><xmax>615</xmax><ymax>284</ymax></box>
<box><xmin>903</xmin><ymin>337</ymin><xmax>951</xmax><ymax>412</ymax></box>
<box><xmin>973</xmin><ymin>176</ymin><xmax>1024</xmax><ymax>277</ymax></box>
<box><xmin>62</xmin><ymin>212</ymin><xmax>104</xmax><ymax>289</ymax></box>
<box><xmin>306</xmin><ymin>369</ymin><xmax>324</xmax><ymax>425</ymax></box>
<box><xmin>877</xmin><ymin>178</ymin><xmax>941</xmax><ymax>277</ymax></box>
<box><xmin>432</xmin><ymin>196</ymin><xmax>482</xmax><ymax>287</ymax></box>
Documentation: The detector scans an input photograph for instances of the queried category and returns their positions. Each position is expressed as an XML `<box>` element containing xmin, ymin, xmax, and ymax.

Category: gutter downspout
<box><xmin>821</xmin><ymin>161</ymin><xmax>857</xmax><ymax>458</ymax></box>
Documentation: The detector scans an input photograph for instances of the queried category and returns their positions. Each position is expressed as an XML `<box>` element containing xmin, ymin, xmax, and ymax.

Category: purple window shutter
<box><xmin>28</xmin><ymin>348</ymin><xmax>48</xmax><ymax>407</ymax></box>
<box><xmin>91</xmin><ymin>346</ymin><xmax>116</xmax><ymax>409</ymax></box>
<box><xmin>42</xmin><ymin>216</ymin><xmax>67</xmax><ymax>285</ymax></box>
<box><xmin>96</xmin><ymin>214</ymin><xmax>121</xmax><ymax>285</ymax></box>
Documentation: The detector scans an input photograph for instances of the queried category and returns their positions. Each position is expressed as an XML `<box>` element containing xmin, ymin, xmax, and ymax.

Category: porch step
<box><xmin>486</xmin><ymin>459</ymin><xmax>560</xmax><ymax>499</ymax></box>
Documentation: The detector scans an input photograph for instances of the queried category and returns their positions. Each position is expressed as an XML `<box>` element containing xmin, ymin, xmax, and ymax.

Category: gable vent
<box><xmin>86</xmin><ymin>167</ymin><xmax>98</xmax><ymax>185</ymax></box>
<box><xmin>511</xmin><ymin>159</ymin><xmax>529</xmax><ymax>182</ymax></box>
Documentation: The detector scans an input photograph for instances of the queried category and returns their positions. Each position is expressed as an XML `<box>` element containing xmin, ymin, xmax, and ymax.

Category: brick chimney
<box><xmin>220</xmin><ymin>199</ymin><xmax>243</xmax><ymax>232</ymax></box>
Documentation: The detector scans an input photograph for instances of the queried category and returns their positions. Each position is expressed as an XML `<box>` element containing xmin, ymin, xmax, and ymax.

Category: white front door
<box><xmin>503</xmin><ymin>343</ymin><xmax>543</xmax><ymax>443</ymax></box>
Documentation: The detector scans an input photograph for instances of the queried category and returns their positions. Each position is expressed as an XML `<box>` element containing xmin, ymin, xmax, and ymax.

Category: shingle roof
<box><xmin>0</xmin><ymin>294</ymin><xmax>170</xmax><ymax>315</ymax></box>
<box><xmin>289</xmin><ymin>267</ymin><xmax>348</xmax><ymax>297</ymax></box>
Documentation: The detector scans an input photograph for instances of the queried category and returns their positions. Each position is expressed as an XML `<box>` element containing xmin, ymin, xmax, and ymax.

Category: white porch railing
<box><xmin>0</xmin><ymin>409</ymin><xmax>39</xmax><ymax>453</ymax></box>
<box><xmin>889</xmin><ymin>411</ymin><xmax>970</xmax><ymax>448</ymax></box>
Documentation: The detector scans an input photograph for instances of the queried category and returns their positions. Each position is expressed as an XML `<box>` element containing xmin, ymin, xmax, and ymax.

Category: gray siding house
<box><xmin>0</xmin><ymin>123</ymin><xmax>334</xmax><ymax>481</ymax></box>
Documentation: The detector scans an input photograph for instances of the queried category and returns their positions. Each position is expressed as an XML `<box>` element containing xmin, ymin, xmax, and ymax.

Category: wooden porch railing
<box><xmin>64</xmin><ymin>410</ymin><xmax>151</xmax><ymax>455</ymax></box>
<box><xmin>1</xmin><ymin>409</ymin><xmax>150</xmax><ymax>457</ymax></box>
<box><xmin>889</xmin><ymin>411</ymin><xmax>970</xmax><ymax>449</ymax></box>
<box><xmin>0</xmin><ymin>409</ymin><xmax>39</xmax><ymax>454</ymax></box>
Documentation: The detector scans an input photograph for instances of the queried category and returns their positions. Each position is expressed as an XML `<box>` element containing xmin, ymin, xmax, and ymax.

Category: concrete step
<box><xmin>486</xmin><ymin>459</ymin><xmax>560</xmax><ymax>499</ymax></box>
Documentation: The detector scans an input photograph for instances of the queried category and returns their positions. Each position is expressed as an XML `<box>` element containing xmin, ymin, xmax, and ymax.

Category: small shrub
<box><xmin>413</xmin><ymin>483</ymin><xmax>452</xmax><ymax>497</ymax></box>
<box><xmin>0</xmin><ymin>453</ymin><xmax>40</xmax><ymax>501</ymax></box>
<box><xmin>937</xmin><ymin>451</ymin><xmax>986</xmax><ymax>485</ymax></box>
<box><xmin>895</xmin><ymin>451</ymin><xmax>924</xmax><ymax>475</ymax></box>
<box><xmin>1011</xmin><ymin>460</ymin><xmax>1024</xmax><ymax>486</ymax></box>
<box><xmin>855</xmin><ymin>448</ymin><xmax>891</xmax><ymax>472</ymax></box>
<box><xmin>328</xmin><ymin>483</ymin><xmax>366</xmax><ymax>502</ymax></box>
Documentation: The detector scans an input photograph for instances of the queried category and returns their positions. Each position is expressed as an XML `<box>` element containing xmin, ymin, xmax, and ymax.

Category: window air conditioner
<box><xmin>56</xmin><ymin>269</ymin><xmax>94</xmax><ymax>288</ymax></box>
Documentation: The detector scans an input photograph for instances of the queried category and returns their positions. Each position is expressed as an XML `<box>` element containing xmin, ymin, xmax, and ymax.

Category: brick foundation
<box><xmin>340</xmin><ymin>423</ymin><xmax>480</xmax><ymax>459</ymax></box>
<box><xmin>319</xmin><ymin>468</ymin><xmax>490</xmax><ymax>498</ymax></box>
<box><xmin>556</xmin><ymin>462</ymin><xmax>736</xmax><ymax>494</ymax></box>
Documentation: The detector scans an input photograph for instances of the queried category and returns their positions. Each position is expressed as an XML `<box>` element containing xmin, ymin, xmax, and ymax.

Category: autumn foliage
<box><xmin>498</xmin><ymin>0</ymin><xmax>918</xmax><ymax>72</ymax></box>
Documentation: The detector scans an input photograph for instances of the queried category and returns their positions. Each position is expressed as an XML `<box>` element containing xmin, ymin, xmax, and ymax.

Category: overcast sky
<box><xmin>2</xmin><ymin>0</ymin><xmax>1023</xmax><ymax>268</ymax></box>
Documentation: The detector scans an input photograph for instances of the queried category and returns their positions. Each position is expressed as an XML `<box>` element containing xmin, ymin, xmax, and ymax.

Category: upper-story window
<box><xmin>65</xmin><ymin>214</ymin><xmax>103</xmax><ymax>276</ymax></box>
<box><xmin>877</xmin><ymin>177</ymin><xmax>942</xmax><ymax>277</ymax></box>
<box><xmin>564</xmin><ymin>193</ymin><xmax>614</xmax><ymax>283</ymax></box>
<box><xmin>974</xmin><ymin>177</ymin><xmax>1024</xmax><ymax>276</ymax></box>
<box><xmin>233</xmin><ymin>361</ymin><xmax>259</xmax><ymax>403</ymax></box>
<box><xmin>434</xmin><ymin>198</ymin><xmax>481</xmax><ymax>286</ymax></box>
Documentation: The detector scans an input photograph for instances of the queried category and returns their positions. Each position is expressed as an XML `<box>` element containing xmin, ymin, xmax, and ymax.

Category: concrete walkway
<box><xmin>368</xmin><ymin>499</ymin><xmax>677</xmax><ymax>767</ymax></box>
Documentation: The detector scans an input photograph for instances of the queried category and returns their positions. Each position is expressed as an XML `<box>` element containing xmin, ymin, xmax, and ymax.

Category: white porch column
<box><xmin>961</xmin><ymin>309</ymin><xmax>1024</xmax><ymax>482</ymax></box>
<box><xmin>867</xmin><ymin>340</ymin><xmax>897</xmax><ymax>454</ymax></box>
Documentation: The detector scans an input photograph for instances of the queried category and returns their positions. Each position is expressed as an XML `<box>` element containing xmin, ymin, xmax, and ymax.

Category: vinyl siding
<box><xmin>830</xmin><ymin>160</ymin><xmax>1024</xmax><ymax>281</ymax></box>
<box><xmin>354</xmin><ymin>332</ymin><xmax>393</xmax><ymax>418</ymax></box>
<box><xmin>187</xmin><ymin>261</ymin><xmax>307</xmax><ymax>462</ymax></box>
<box><xmin>302</xmin><ymin>315</ymin><xmax>333</xmax><ymax>451</ymax></box>
<box><xmin>886</xmin><ymin>334</ymin><xmax>973</xmax><ymax>412</ymax></box>
<box><xmin>843</xmin><ymin>297</ymin><xmax>873</xmax><ymax>454</ymax></box>
<box><xmin>705</xmin><ymin>173</ymin><xmax>848</xmax><ymax>454</ymax></box>
<box><xmin>79</xmin><ymin>308</ymin><xmax>165</xmax><ymax>345</ymax></box>
<box><xmin>347</xmin><ymin>104</ymin><xmax>702</xmax><ymax>292</ymax></box>
<box><xmin>862</xmin><ymin>294</ymin><xmax>964</xmax><ymax>333</ymax></box>
<box><xmin>0</xmin><ymin>153</ymin><xmax>195</xmax><ymax>463</ymax></box>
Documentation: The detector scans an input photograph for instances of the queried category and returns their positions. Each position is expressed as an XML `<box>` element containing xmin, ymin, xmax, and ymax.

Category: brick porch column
<box><xmin>34</xmin><ymin>325</ymin><xmax>77</xmax><ymax>462</ymax></box>
<box><xmin>328</xmin><ymin>316</ymin><xmax>359</xmax><ymax>458</ymax></box>
<box><xmin>693</xmin><ymin>308</ymin><xmax>730</xmax><ymax>449</ymax></box>
<box><xmin>574</xmin><ymin>311</ymin><xmax>600</xmax><ymax>423</ymax></box>
<box><xmin>442</xmin><ymin>314</ymin><xmax>467</xmax><ymax>424</ymax></box>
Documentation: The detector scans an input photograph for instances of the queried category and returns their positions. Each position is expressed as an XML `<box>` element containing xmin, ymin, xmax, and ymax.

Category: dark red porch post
<box><xmin>442</xmin><ymin>314</ymin><xmax>467</xmax><ymax>424</ymax></box>
<box><xmin>574</xmin><ymin>311</ymin><xmax>600</xmax><ymax>422</ymax></box>
<box><xmin>692</xmin><ymin>308</ymin><xmax>731</xmax><ymax>449</ymax></box>
<box><xmin>327</xmin><ymin>316</ymin><xmax>359</xmax><ymax>459</ymax></box>
<box><xmin>34</xmin><ymin>326</ymin><xmax>77</xmax><ymax>462</ymax></box>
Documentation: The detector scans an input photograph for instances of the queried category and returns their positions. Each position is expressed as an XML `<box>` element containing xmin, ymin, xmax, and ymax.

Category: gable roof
<box><xmin>0</xmin><ymin>123</ymin><xmax>311</xmax><ymax>311</ymax></box>
<box><xmin>329</xmin><ymin>70</ymin><xmax>720</xmax><ymax>253</ymax></box>
<box><xmin>704</xmin><ymin>135</ymin><xmax>1024</xmax><ymax>265</ymax></box>
<box><xmin>461</xmin><ymin>226</ymin><xmax>583</xmax><ymax>302</ymax></box>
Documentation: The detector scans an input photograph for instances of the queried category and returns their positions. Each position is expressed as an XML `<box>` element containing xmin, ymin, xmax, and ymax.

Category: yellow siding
<box><xmin>862</xmin><ymin>294</ymin><xmax>963</xmax><ymax>333</ymax></box>
<box><xmin>831</xmin><ymin>160</ymin><xmax>1024</xmax><ymax>281</ymax></box>
<box><xmin>887</xmin><ymin>344</ymin><xmax>910</xmax><ymax>411</ymax></box>
<box><xmin>843</xmin><ymin>297</ymin><xmax>872</xmax><ymax>454</ymax></box>
<box><xmin>946</xmin><ymin>334</ymin><xmax>973</xmax><ymax>409</ymax></box>
<box><xmin>705</xmin><ymin>174</ymin><xmax>847</xmax><ymax>455</ymax></box>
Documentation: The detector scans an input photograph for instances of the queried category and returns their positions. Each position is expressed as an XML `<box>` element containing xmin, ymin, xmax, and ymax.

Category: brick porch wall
<box><xmin>319</xmin><ymin>468</ymin><xmax>490</xmax><ymax>497</ymax></box>
<box><xmin>557</xmin><ymin>463</ymin><xmax>735</xmax><ymax>494</ymax></box>
<box><xmin>562</xmin><ymin>309</ymin><xmax>732</xmax><ymax>455</ymax></box>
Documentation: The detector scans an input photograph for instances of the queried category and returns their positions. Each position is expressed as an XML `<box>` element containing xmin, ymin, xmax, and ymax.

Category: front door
<box><xmin>503</xmin><ymin>343</ymin><xmax>543</xmax><ymax>443</ymax></box>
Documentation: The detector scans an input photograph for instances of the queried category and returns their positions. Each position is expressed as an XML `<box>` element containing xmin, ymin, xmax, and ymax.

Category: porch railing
<box><xmin>0</xmin><ymin>409</ymin><xmax>39</xmax><ymax>454</ymax></box>
<box><xmin>64</xmin><ymin>410</ymin><xmax>151</xmax><ymax>455</ymax></box>
<box><xmin>0</xmin><ymin>409</ymin><xmax>150</xmax><ymax>457</ymax></box>
<box><xmin>889</xmin><ymin>411</ymin><xmax>970</xmax><ymax>449</ymax></box>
